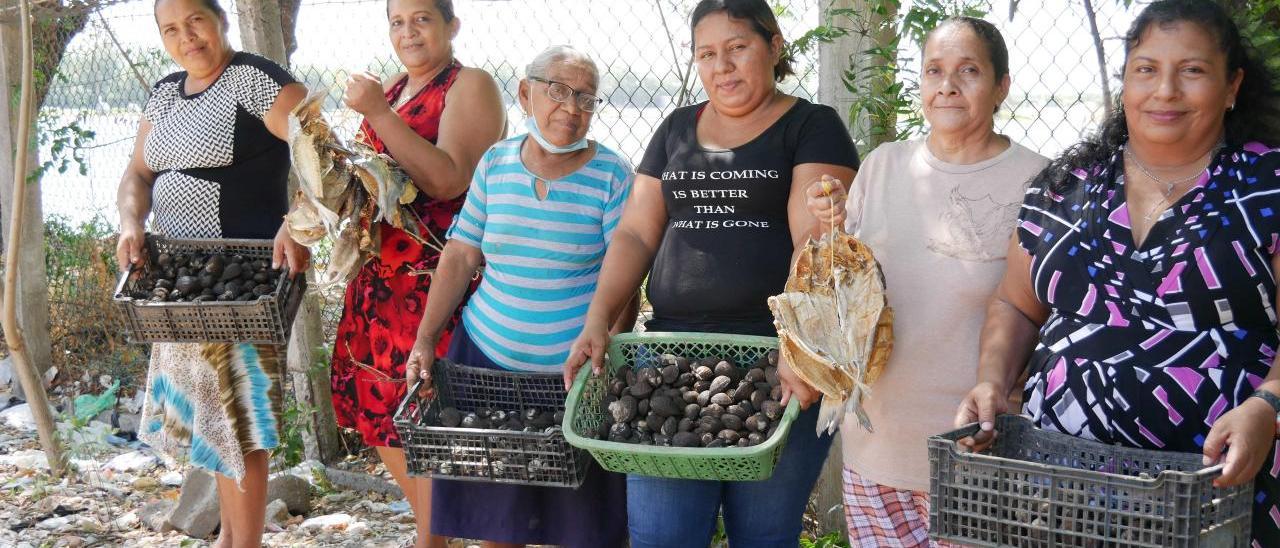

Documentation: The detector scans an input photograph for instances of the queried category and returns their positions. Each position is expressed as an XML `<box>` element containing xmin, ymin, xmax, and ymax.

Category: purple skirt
<box><xmin>430</xmin><ymin>322</ymin><xmax>627</xmax><ymax>547</ymax></box>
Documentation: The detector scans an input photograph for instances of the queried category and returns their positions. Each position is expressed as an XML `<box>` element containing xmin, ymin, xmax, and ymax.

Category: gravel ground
<box><xmin>0</xmin><ymin>421</ymin><xmax>493</xmax><ymax>547</ymax></box>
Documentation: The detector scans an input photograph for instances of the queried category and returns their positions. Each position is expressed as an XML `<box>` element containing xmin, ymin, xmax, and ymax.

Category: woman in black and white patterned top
<box><xmin>114</xmin><ymin>0</ymin><xmax>308</xmax><ymax>545</ymax></box>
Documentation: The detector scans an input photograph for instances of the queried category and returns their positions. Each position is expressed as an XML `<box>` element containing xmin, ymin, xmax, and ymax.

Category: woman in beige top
<box><xmin>808</xmin><ymin>17</ymin><xmax>1047</xmax><ymax>547</ymax></box>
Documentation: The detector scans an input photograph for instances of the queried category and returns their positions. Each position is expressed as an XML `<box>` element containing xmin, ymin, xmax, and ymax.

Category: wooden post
<box><xmin>810</xmin><ymin>434</ymin><xmax>848</xmax><ymax>540</ymax></box>
<box><xmin>0</xmin><ymin>0</ymin><xmax>64</xmax><ymax>477</ymax></box>
<box><xmin>811</xmin><ymin>5</ymin><xmax>854</xmax><ymax>539</ymax></box>
<box><xmin>0</xmin><ymin>16</ymin><xmax>54</xmax><ymax>402</ymax></box>
<box><xmin>818</xmin><ymin>0</ymin><xmax>898</xmax><ymax>152</ymax></box>
<box><xmin>817</xmin><ymin>0</ymin><xmax>858</xmax><ymax>129</ymax></box>
<box><xmin>811</xmin><ymin>0</ymin><xmax>900</xmax><ymax>539</ymax></box>
<box><xmin>235</xmin><ymin>0</ymin><xmax>287</xmax><ymax>64</ymax></box>
<box><xmin>235</xmin><ymin>0</ymin><xmax>341</xmax><ymax>464</ymax></box>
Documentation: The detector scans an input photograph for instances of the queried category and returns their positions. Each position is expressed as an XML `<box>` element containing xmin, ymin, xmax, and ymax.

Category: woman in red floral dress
<box><xmin>328</xmin><ymin>1</ymin><xmax>504</xmax><ymax>546</ymax></box>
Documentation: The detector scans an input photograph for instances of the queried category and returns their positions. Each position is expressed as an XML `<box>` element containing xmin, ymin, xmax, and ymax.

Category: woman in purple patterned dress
<box><xmin>954</xmin><ymin>1</ymin><xmax>1280</xmax><ymax>543</ymax></box>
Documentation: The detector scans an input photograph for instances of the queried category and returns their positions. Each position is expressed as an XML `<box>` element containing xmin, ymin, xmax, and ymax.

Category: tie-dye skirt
<box><xmin>139</xmin><ymin>342</ymin><xmax>283</xmax><ymax>482</ymax></box>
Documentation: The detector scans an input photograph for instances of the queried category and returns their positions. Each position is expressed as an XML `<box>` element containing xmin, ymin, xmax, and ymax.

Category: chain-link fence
<box><xmin>19</xmin><ymin>0</ymin><xmax>1138</xmax><ymax>401</ymax></box>
<box><xmin>35</xmin><ymin>0</ymin><xmax>1140</xmax><ymax>224</ymax></box>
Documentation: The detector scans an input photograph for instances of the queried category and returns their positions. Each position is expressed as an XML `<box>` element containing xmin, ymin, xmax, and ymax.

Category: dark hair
<box><xmin>386</xmin><ymin>0</ymin><xmax>455</xmax><ymax>22</ymax></box>
<box><xmin>927</xmin><ymin>16</ymin><xmax>1010</xmax><ymax>83</ymax></box>
<box><xmin>1033</xmin><ymin>0</ymin><xmax>1280</xmax><ymax>194</ymax></box>
<box><xmin>690</xmin><ymin>0</ymin><xmax>794</xmax><ymax>82</ymax></box>
<box><xmin>155</xmin><ymin>0</ymin><xmax>228</xmax><ymax>26</ymax></box>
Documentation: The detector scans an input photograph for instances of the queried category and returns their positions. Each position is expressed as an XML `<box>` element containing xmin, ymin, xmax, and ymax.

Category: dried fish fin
<box><xmin>315</xmin><ymin>223</ymin><xmax>367</xmax><ymax>289</ymax></box>
<box><xmin>817</xmin><ymin>396</ymin><xmax>848</xmax><ymax>437</ymax></box>
<box><xmin>399</xmin><ymin>183</ymin><xmax>418</xmax><ymax>206</ymax></box>
<box><xmin>867</xmin><ymin>306</ymin><xmax>894</xmax><ymax>386</ymax></box>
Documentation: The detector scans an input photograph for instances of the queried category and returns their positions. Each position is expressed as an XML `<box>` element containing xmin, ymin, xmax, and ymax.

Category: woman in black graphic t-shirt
<box><xmin>565</xmin><ymin>1</ymin><xmax>858</xmax><ymax>545</ymax></box>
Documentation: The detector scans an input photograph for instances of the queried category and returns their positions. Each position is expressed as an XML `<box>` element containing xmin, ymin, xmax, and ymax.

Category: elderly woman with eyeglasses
<box><xmin>404</xmin><ymin>45</ymin><xmax>635</xmax><ymax>548</ymax></box>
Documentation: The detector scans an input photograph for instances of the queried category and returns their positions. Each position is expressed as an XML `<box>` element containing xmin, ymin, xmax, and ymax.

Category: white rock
<box><xmin>266</xmin><ymin>473</ymin><xmax>312</xmax><ymax>515</ymax></box>
<box><xmin>3</xmin><ymin>477</ymin><xmax>33</xmax><ymax>490</ymax></box>
<box><xmin>116</xmin><ymin>413</ymin><xmax>140</xmax><ymax>435</ymax></box>
<box><xmin>0</xmin><ymin>404</ymin><xmax>40</xmax><ymax>430</ymax></box>
<box><xmin>44</xmin><ymin>366</ymin><xmax>58</xmax><ymax>386</ymax></box>
<box><xmin>36</xmin><ymin>516</ymin><xmax>70</xmax><ymax>530</ymax></box>
<box><xmin>123</xmin><ymin>391</ymin><xmax>145</xmax><ymax>414</ymax></box>
<box><xmin>346</xmin><ymin>521</ymin><xmax>369</xmax><ymax>535</ymax></box>
<box><xmin>98</xmin><ymin>375</ymin><xmax>112</xmax><ymax>388</ymax></box>
<box><xmin>0</xmin><ymin>449</ymin><xmax>47</xmax><ymax>469</ymax></box>
<box><xmin>387</xmin><ymin>500</ymin><xmax>411</xmax><ymax>514</ymax></box>
<box><xmin>114</xmin><ymin>512</ymin><xmax>140</xmax><ymax>530</ymax></box>
<box><xmin>104</xmin><ymin>451</ymin><xmax>159</xmax><ymax>473</ymax></box>
<box><xmin>299</xmin><ymin>513</ymin><xmax>354</xmax><ymax>531</ymax></box>
<box><xmin>170</xmin><ymin>469</ymin><xmax>219</xmax><ymax>538</ymax></box>
<box><xmin>265</xmin><ymin>499</ymin><xmax>290</xmax><ymax>525</ymax></box>
<box><xmin>59</xmin><ymin>421</ymin><xmax>113</xmax><ymax>449</ymax></box>
<box><xmin>70</xmin><ymin>458</ymin><xmax>103</xmax><ymax>472</ymax></box>
<box><xmin>94</xmin><ymin>482</ymin><xmax>124</xmax><ymax>498</ymax></box>
<box><xmin>71</xmin><ymin>516</ymin><xmax>103</xmax><ymax>534</ymax></box>
<box><xmin>322</xmin><ymin>491</ymin><xmax>356</xmax><ymax>504</ymax></box>
<box><xmin>283</xmin><ymin>460</ymin><xmax>323</xmax><ymax>485</ymax></box>
<box><xmin>368</xmin><ymin>502</ymin><xmax>389</xmax><ymax>514</ymax></box>
<box><xmin>159</xmin><ymin>471</ymin><xmax>183</xmax><ymax>486</ymax></box>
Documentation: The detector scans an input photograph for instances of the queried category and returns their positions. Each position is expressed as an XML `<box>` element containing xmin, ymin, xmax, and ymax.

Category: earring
<box><xmin>1228</xmin><ymin>102</ymin><xmax>1235</xmax><ymax>112</ymax></box>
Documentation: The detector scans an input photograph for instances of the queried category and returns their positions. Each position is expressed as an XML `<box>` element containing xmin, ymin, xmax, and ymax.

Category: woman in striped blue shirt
<box><xmin>404</xmin><ymin>45</ymin><xmax>635</xmax><ymax>547</ymax></box>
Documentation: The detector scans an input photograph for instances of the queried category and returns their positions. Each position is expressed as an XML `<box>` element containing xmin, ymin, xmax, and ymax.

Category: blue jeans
<box><xmin>626</xmin><ymin>404</ymin><xmax>834</xmax><ymax>548</ymax></box>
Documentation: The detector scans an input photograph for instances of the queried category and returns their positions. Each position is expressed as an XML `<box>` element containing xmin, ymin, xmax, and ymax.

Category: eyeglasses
<box><xmin>528</xmin><ymin>76</ymin><xmax>603</xmax><ymax>113</ymax></box>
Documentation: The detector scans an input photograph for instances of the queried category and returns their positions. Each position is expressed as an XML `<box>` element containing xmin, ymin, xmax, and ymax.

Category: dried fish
<box><xmin>287</xmin><ymin>92</ymin><xmax>349</xmax><ymax>231</ymax></box>
<box><xmin>768</xmin><ymin>223</ymin><xmax>892</xmax><ymax>435</ymax></box>
<box><xmin>285</xmin><ymin>93</ymin><xmax>448</xmax><ymax>289</ymax></box>
<box><xmin>350</xmin><ymin>151</ymin><xmax>416</xmax><ymax>229</ymax></box>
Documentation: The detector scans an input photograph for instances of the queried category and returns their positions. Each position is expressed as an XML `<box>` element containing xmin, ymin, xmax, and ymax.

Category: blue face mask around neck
<box><xmin>524</xmin><ymin>91</ymin><xmax>589</xmax><ymax>154</ymax></box>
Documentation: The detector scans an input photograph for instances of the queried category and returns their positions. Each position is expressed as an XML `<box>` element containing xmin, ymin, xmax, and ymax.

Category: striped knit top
<box><xmin>447</xmin><ymin>136</ymin><xmax>633</xmax><ymax>371</ymax></box>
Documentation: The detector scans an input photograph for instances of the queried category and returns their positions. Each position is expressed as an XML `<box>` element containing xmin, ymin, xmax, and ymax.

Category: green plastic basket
<box><xmin>563</xmin><ymin>331</ymin><xmax>801</xmax><ymax>481</ymax></box>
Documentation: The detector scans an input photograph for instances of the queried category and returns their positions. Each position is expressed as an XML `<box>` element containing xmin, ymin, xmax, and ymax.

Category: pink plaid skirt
<box><xmin>842</xmin><ymin>467</ymin><xmax>959</xmax><ymax>548</ymax></box>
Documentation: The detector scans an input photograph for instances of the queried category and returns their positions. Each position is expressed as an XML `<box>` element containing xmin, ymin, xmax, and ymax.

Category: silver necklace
<box><xmin>392</xmin><ymin>61</ymin><xmax>454</xmax><ymax>109</ymax></box>
<box><xmin>1124</xmin><ymin>146</ymin><xmax>1215</xmax><ymax>221</ymax></box>
<box><xmin>393</xmin><ymin>80</ymin><xmax>427</xmax><ymax>109</ymax></box>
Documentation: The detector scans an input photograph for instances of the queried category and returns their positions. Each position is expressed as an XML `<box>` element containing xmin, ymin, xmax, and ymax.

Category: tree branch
<box><xmin>3</xmin><ymin>0</ymin><xmax>66</xmax><ymax>478</ymax></box>
<box><xmin>96</xmin><ymin>11</ymin><xmax>148</xmax><ymax>93</ymax></box>
<box><xmin>1083</xmin><ymin>0</ymin><xmax>1112</xmax><ymax>113</ymax></box>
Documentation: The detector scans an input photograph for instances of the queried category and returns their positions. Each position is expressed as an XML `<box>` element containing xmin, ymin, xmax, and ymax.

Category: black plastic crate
<box><xmin>393</xmin><ymin>359</ymin><xmax>590</xmax><ymax>488</ymax></box>
<box><xmin>113</xmin><ymin>235</ymin><xmax>305</xmax><ymax>344</ymax></box>
<box><xmin>929</xmin><ymin>415</ymin><xmax>1253</xmax><ymax>547</ymax></box>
